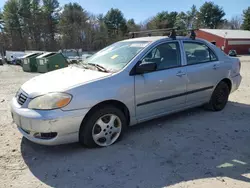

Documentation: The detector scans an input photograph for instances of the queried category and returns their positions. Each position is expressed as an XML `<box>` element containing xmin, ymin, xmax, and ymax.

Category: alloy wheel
<box><xmin>92</xmin><ymin>114</ymin><xmax>122</xmax><ymax>147</ymax></box>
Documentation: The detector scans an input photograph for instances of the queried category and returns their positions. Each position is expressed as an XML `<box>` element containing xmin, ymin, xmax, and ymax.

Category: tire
<box><xmin>205</xmin><ymin>81</ymin><xmax>230</xmax><ymax>111</ymax></box>
<box><xmin>79</xmin><ymin>106</ymin><xmax>127</xmax><ymax>148</ymax></box>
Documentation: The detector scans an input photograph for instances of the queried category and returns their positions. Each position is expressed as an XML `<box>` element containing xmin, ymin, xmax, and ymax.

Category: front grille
<box><xmin>17</xmin><ymin>92</ymin><xmax>28</xmax><ymax>105</ymax></box>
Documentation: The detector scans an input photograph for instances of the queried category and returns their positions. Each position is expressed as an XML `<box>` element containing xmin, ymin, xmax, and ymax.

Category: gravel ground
<box><xmin>0</xmin><ymin>56</ymin><xmax>250</xmax><ymax>188</ymax></box>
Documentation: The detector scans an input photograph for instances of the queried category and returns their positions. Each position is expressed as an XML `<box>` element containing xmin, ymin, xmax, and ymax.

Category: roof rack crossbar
<box><xmin>129</xmin><ymin>28</ymin><xmax>198</xmax><ymax>40</ymax></box>
<box><xmin>129</xmin><ymin>28</ymin><xmax>176</xmax><ymax>35</ymax></box>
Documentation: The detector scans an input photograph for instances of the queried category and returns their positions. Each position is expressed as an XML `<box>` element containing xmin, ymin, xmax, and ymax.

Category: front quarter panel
<box><xmin>62</xmin><ymin>71</ymin><xmax>135</xmax><ymax>119</ymax></box>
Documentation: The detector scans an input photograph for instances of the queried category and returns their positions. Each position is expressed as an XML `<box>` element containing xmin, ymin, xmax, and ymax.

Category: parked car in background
<box><xmin>0</xmin><ymin>57</ymin><xmax>3</xmax><ymax>65</ymax></box>
<box><xmin>82</xmin><ymin>54</ymin><xmax>92</xmax><ymax>61</ymax></box>
<box><xmin>228</xmin><ymin>50</ymin><xmax>237</xmax><ymax>57</ymax></box>
<box><xmin>67</xmin><ymin>56</ymin><xmax>81</xmax><ymax>64</ymax></box>
<box><xmin>11</xmin><ymin>36</ymin><xmax>242</xmax><ymax>148</ymax></box>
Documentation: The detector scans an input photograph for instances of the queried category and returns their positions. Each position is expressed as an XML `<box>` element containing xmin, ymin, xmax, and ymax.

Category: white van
<box><xmin>6</xmin><ymin>51</ymin><xmax>26</xmax><ymax>63</ymax></box>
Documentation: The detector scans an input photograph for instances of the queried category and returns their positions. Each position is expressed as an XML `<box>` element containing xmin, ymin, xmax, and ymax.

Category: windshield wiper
<box><xmin>88</xmin><ymin>63</ymin><xmax>110</xmax><ymax>73</ymax></box>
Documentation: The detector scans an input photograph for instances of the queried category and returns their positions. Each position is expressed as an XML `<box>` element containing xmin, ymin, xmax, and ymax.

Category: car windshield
<box><xmin>82</xmin><ymin>41</ymin><xmax>150</xmax><ymax>72</ymax></box>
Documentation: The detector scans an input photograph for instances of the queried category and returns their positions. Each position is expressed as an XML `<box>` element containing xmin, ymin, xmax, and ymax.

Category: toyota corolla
<box><xmin>11</xmin><ymin>36</ymin><xmax>242</xmax><ymax>147</ymax></box>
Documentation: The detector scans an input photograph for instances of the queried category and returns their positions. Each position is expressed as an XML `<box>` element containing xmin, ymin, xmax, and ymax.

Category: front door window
<box><xmin>141</xmin><ymin>42</ymin><xmax>181</xmax><ymax>70</ymax></box>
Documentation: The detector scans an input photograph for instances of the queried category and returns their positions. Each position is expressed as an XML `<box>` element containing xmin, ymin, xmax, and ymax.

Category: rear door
<box><xmin>182</xmin><ymin>41</ymin><xmax>223</xmax><ymax>105</ymax></box>
<box><xmin>134</xmin><ymin>41</ymin><xmax>188</xmax><ymax>121</ymax></box>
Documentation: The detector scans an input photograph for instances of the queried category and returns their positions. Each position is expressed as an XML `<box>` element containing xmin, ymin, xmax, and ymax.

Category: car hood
<box><xmin>21</xmin><ymin>66</ymin><xmax>111</xmax><ymax>98</ymax></box>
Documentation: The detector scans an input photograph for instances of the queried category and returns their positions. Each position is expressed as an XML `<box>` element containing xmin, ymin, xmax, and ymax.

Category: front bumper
<box><xmin>11</xmin><ymin>98</ymin><xmax>89</xmax><ymax>145</ymax></box>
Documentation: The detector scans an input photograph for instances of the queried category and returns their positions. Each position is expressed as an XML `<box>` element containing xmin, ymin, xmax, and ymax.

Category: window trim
<box><xmin>182</xmin><ymin>41</ymin><xmax>219</xmax><ymax>66</ymax></box>
<box><xmin>130</xmin><ymin>40</ymin><xmax>183</xmax><ymax>75</ymax></box>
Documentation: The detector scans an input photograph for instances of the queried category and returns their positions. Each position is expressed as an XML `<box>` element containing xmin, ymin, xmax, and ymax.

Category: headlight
<box><xmin>28</xmin><ymin>93</ymin><xmax>72</xmax><ymax>110</ymax></box>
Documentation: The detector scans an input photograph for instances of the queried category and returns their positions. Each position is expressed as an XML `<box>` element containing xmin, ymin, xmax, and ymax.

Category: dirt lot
<box><xmin>0</xmin><ymin>57</ymin><xmax>250</xmax><ymax>188</ymax></box>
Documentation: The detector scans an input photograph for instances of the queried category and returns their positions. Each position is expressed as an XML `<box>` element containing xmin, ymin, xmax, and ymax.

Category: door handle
<box><xmin>176</xmin><ymin>71</ymin><xmax>186</xmax><ymax>77</ymax></box>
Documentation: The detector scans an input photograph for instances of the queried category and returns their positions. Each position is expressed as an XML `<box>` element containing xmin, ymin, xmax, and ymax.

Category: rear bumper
<box><xmin>11</xmin><ymin>98</ymin><xmax>89</xmax><ymax>145</ymax></box>
<box><xmin>231</xmin><ymin>74</ymin><xmax>242</xmax><ymax>93</ymax></box>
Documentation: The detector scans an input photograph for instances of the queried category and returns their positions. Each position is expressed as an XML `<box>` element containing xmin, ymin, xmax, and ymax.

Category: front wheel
<box><xmin>79</xmin><ymin>106</ymin><xmax>127</xmax><ymax>148</ymax></box>
<box><xmin>205</xmin><ymin>81</ymin><xmax>230</xmax><ymax>111</ymax></box>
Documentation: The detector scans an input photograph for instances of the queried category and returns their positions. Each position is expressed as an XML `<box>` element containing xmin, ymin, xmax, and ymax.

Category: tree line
<box><xmin>0</xmin><ymin>0</ymin><xmax>250</xmax><ymax>53</ymax></box>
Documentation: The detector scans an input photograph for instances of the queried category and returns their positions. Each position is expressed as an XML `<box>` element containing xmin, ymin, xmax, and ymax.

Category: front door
<box><xmin>134</xmin><ymin>41</ymin><xmax>187</xmax><ymax>121</ymax></box>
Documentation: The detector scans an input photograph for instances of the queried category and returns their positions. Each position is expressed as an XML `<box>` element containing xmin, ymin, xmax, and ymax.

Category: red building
<box><xmin>196</xmin><ymin>29</ymin><xmax>250</xmax><ymax>55</ymax></box>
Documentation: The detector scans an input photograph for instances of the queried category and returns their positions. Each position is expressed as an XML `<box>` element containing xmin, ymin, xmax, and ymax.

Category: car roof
<box><xmin>122</xmin><ymin>36</ymin><xmax>206</xmax><ymax>43</ymax></box>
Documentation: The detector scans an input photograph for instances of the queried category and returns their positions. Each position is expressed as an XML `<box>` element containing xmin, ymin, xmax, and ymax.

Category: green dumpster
<box><xmin>22</xmin><ymin>52</ymin><xmax>42</xmax><ymax>72</ymax></box>
<box><xmin>36</xmin><ymin>52</ymin><xmax>68</xmax><ymax>73</ymax></box>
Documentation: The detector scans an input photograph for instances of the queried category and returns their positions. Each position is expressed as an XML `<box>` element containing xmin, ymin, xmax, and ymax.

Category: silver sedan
<box><xmin>11</xmin><ymin>36</ymin><xmax>242</xmax><ymax>147</ymax></box>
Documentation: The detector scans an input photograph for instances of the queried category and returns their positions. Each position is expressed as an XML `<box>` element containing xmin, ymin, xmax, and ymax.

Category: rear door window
<box><xmin>183</xmin><ymin>42</ymin><xmax>218</xmax><ymax>65</ymax></box>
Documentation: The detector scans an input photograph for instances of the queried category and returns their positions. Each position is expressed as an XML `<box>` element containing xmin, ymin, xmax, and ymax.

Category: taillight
<box><xmin>239</xmin><ymin>61</ymin><xmax>241</xmax><ymax>72</ymax></box>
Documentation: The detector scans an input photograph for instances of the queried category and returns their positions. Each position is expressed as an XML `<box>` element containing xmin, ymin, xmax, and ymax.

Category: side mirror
<box><xmin>135</xmin><ymin>61</ymin><xmax>157</xmax><ymax>74</ymax></box>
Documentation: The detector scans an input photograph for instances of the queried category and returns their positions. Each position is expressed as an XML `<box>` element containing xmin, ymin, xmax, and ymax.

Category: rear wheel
<box><xmin>79</xmin><ymin>106</ymin><xmax>127</xmax><ymax>148</ymax></box>
<box><xmin>205</xmin><ymin>81</ymin><xmax>230</xmax><ymax>111</ymax></box>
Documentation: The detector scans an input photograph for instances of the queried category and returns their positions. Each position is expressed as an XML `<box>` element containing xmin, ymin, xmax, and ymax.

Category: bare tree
<box><xmin>230</xmin><ymin>16</ymin><xmax>242</xmax><ymax>29</ymax></box>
